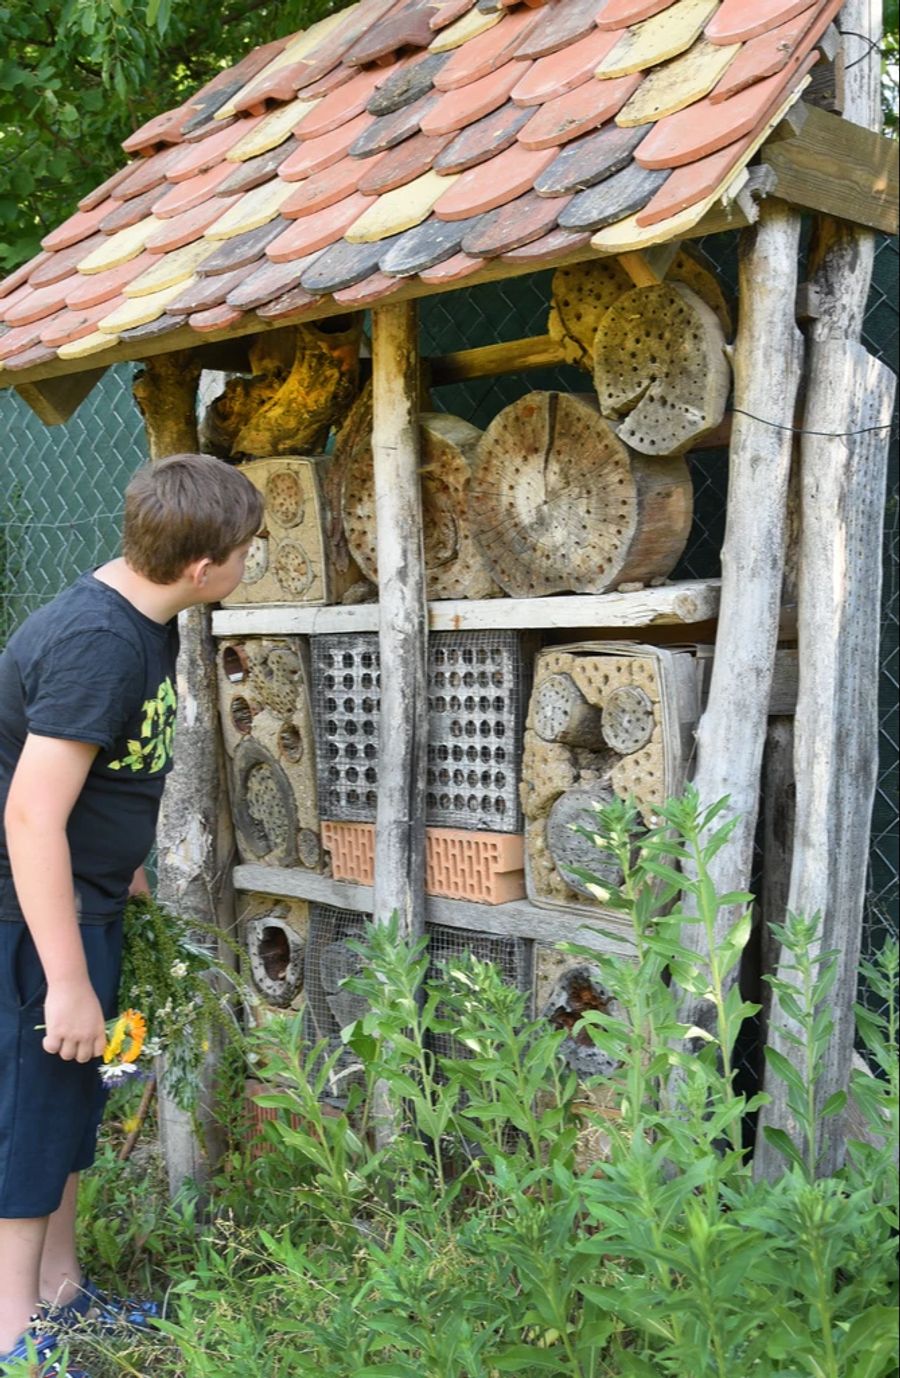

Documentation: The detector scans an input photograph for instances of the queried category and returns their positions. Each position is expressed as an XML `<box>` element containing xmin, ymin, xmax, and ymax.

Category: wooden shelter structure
<box><xmin>0</xmin><ymin>0</ymin><xmax>897</xmax><ymax>1187</ymax></box>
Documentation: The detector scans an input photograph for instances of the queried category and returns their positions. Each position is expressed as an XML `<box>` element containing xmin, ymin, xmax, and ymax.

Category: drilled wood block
<box><xmin>239</xmin><ymin>892</ymin><xmax>310</xmax><ymax>1023</ymax></box>
<box><xmin>522</xmin><ymin>642</ymin><xmax>700</xmax><ymax>915</ymax></box>
<box><xmin>221</xmin><ymin>457</ymin><xmax>361</xmax><ymax>607</ymax></box>
<box><xmin>217</xmin><ymin>634</ymin><xmax>322</xmax><ymax>872</ymax></box>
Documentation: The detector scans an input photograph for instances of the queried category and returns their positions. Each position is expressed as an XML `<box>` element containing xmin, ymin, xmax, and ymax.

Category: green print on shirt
<box><xmin>107</xmin><ymin>676</ymin><xmax>176</xmax><ymax>774</ymax></box>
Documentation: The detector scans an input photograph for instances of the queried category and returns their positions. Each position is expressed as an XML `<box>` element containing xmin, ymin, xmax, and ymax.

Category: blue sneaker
<box><xmin>44</xmin><ymin>1276</ymin><xmax>160</xmax><ymax>1333</ymax></box>
<box><xmin>0</xmin><ymin>1321</ymin><xmax>89</xmax><ymax>1376</ymax></box>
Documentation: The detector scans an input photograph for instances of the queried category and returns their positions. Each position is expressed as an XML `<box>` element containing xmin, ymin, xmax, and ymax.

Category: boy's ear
<box><xmin>184</xmin><ymin>556</ymin><xmax>213</xmax><ymax>588</ymax></box>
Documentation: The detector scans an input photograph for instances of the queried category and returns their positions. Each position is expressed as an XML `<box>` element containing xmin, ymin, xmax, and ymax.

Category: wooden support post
<box><xmin>134</xmin><ymin>352</ymin><xmax>238</xmax><ymax>1197</ymax></box>
<box><xmin>754</xmin><ymin>0</ymin><xmax>895</xmax><ymax>1179</ymax></box>
<box><xmin>673</xmin><ymin>201</ymin><xmax>804</xmax><ymax>1043</ymax></box>
<box><xmin>371</xmin><ymin>301</ymin><xmax>428</xmax><ymax>941</ymax></box>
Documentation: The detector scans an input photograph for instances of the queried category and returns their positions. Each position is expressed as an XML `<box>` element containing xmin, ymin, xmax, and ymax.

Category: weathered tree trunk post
<box><xmin>134</xmin><ymin>351</ymin><xmax>237</xmax><ymax>1196</ymax></box>
<box><xmin>370</xmin><ymin>301</ymin><xmax>428</xmax><ymax>1147</ymax></box>
<box><xmin>370</xmin><ymin>300</ymin><xmax>428</xmax><ymax>940</ymax></box>
<box><xmin>673</xmin><ymin>201</ymin><xmax>804</xmax><ymax>1041</ymax></box>
<box><xmin>754</xmin><ymin>0</ymin><xmax>896</xmax><ymax>1179</ymax></box>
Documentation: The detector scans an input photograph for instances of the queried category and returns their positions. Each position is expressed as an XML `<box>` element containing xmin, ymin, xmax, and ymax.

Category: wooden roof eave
<box><xmin>2</xmin><ymin>104</ymin><xmax>896</xmax><ymax>419</ymax></box>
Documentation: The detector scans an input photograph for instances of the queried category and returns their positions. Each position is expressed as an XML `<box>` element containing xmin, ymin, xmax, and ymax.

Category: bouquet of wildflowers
<box><xmin>113</xmin><ymin>895</ymin><xmax>243</xmax><ymax>1111</ymax></box>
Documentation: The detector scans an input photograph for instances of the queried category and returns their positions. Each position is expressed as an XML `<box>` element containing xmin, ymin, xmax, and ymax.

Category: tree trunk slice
<box><xmin>548</xmin><ymin>248</ymin><xmax>732</xmax><ymax>371</ymax></box>
<box><xmin>593</xmin><ymin>281</ymin><xmax>730</xmax><ymax>455</ymax></box>
<box><xmin>339</xmin><ymin>397</ymin><xmax>499</xmax><ymax>599</ymax></box>
<box><xmin>469</xmin><ymin>391</ymin><xmax>692</xmax><ymax>597</ymax></box>
<box><xmin>601</xmin><ymin>684</ymin><xmax>654</xmax><ymax>753</ymax></box>
<box><xmin>546</xmin><ymin>783</ymin><xmax>622</xmax><ymax>898</ymax></box>
<box><xmin>533</xmin><ymin>672</ymin><xmax>606</xmax><ymax>748</ymax></box>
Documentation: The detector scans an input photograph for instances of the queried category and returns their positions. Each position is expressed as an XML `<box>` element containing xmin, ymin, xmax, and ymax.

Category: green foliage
<box><xmin>68</xmin><ymin>793</ymin><xmax>898</xmax><ymax>1378</ymax></box>
<box><xmin>0</xmin><ymin>0</ymin><xmax>352</xmax><ymax>271</ymax></box>
<box><xmin>120</xmin><ymin>893</ymin><xmax>244</xmax><ymax>1110</ymax></box>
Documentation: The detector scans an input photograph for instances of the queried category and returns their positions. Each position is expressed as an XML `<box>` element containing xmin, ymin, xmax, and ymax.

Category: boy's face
<box><xmin>200</xmin><ymin>541</ymin><xmax>253</xmax><ymax>603</ymax></box>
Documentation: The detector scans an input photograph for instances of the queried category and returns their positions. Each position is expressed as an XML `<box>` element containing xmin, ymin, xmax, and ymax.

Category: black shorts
<box><xmin>0</xmin><ymin>917</ymin><xmax>123</xmax><ymax>1218</ymax></box>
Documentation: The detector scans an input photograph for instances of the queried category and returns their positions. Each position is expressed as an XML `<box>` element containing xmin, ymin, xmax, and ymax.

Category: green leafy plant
<box><xmin>70</xmin><ymin>794</ymin><xmax>897</xmax><ymax>1378</ymax></box>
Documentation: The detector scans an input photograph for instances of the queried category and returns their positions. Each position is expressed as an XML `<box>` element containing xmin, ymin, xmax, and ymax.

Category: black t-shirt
<box><xmin>0</xmin><ymin>572</ymin><xmax>179</xmax><ymax>922</ymax></box>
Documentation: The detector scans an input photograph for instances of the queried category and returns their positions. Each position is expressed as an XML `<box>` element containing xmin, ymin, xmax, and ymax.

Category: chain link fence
<box><xmin>1</xmin><ymin>235</ymin><xmax>897</xmax><ymax>974</ymax></box>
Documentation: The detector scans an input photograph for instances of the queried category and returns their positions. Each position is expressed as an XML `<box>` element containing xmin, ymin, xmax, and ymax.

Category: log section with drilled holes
<box><xmin>593</xmin><ymin>281</ymin><xmax>731</xmax><ymax>455</ymax></box>
<box><xmin>336</xmin><ymin>383</ymin><xmax>498</xmax><ymax>600</ymax></box>
<box><xmin>468</xmin><ymin>391</ymin><xmax>692</xmax><ymax>598</ymax></box>
<box><xmin>547</xmin><ymin>249</ymin><xmax>732</xmax><ymax>371</ymax></box>
<box><xmin>533</xmin><ymin>673</ymin><xmax>606</xmax><ymax>749</ymax></box>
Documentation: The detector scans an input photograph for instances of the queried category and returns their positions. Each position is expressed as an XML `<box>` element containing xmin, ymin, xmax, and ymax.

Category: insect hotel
<box><xmin>0</xmin><ymin>0</ymin><xmax>896</xmax><ymax>1186</ymax></box>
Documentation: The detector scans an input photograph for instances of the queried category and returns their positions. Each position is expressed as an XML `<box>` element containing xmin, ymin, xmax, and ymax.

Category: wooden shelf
<box><xmin>212</xmin><ymin>579</ymin><xmax>721</xmax><ymax>638</ymax></box>
<box><xmin>233</xmin><ymin>863</ymin><xmax>634</xmax><ymax>954</ymax></box>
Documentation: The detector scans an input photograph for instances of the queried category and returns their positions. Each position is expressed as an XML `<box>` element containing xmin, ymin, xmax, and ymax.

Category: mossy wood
<box><xmin>593</xmin><ymin>281</ymin><xmax>731</xmax><ymax>455</ymax></box>
<box><xmin>468</xmin><ymin>391</ymin><xmax>692</xmax><ymax>597</ymax></box>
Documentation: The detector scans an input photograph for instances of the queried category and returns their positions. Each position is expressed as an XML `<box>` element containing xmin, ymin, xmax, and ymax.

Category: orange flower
<box><xmin>104</xmin><ymin>1009</ymin><xmax>147</xmax><ymax>1065</ymax></box>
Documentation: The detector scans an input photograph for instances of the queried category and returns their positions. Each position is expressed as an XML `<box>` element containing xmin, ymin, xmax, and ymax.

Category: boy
<box><xmin>0</xmin><ymin>453</ymin><xmax>263</xmax><ymax>1377</ymax></box>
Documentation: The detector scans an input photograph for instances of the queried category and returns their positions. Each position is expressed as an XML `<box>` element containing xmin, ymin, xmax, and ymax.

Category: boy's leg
<box><xmin>0</xmin><ymin>1214</ymin><xmax>48</xmax><ymax>1352</ymax></box>
<box><xmin>39</xmin><ymin>1174</ymin><xmax>81</xmax><ymax>1308</ymax></box>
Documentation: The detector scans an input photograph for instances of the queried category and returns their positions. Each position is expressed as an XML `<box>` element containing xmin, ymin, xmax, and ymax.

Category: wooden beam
<box><xmin>761</xmin><ymin>104</ymin><xmax>898</xmax><ymax>235</ymax></box>
<box><xmin>616</xmin><ymin>242</ymin><xmax>681</xmax><ymax>288</ymax></box>
<box><xmin>429</xmin><ymin>334</ymin><xmax>568</xmax><ymax>387</ymax></box>
<box><xmin>370</xmin><ymin>300</ymin><xmax>428</xmax><ymax>942</ymax></box>
<box><xmin>673</xmin><ymin>201</ymin><xmax>805</xmax><ymax>1051</ymax></box>
<box><xmin>14</xmin><ymin>368</ymin><xmax>108</xmax><ymax>424</ymax></box>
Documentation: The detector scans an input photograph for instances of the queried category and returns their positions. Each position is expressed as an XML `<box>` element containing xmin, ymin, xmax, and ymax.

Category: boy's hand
<box><xmin>43</xmin><ymin>977</ymin><xmax>107</xmax><ymax>1062</ymax></box>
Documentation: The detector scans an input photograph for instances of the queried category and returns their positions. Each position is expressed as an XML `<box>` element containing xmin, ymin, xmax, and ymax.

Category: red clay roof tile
<box><xmin>121</xmin><ymin>105</ymin><xmax>192</xmax><ymax>155</ymax></box>
<box><xmin>500</xmin><ymin>222</ymin><xmax>591</xmax><ymax>261</ymax></box>
<box><xmin>461</xmin><ymin>186</ymin><xmax>570</xmax><ymax>253</ymax></box>
<box><xmin>64</xmin><ymin>252</ymin><xmax>159</xmax><ymax>307</ymax></box>
<box><xmin>706</xmin><ymin>0</ymin><xmax>817</xmax><ymax>44</ymax></box>
<box><xmin>595</xmin><ymin>0</ymin><xmax>672</xmax><ymax>27</ymax></box>
<box><xmin>345</xmin><ymin>1</ymin><xmax>438</xmax><ymax>65</ymax></box>
<box><xmin>295</xmin><ymin>65</ymin><xmax>386</xmax><ymax>139</ymax></box>
<box><xmin>429</xmin><ymin>0</ymin><xmax>478</xmax><ymax>30</ymax></box>
<box><xmin>28</xmin><ymin>234</ymin><xmax>109</xmax><ymax>288</ymax></box>
<box><xmin>189</xmin><ymin>302</ymin><xmax>245</xmax><ymax>332</ymax></box>
<box><xmin>4</xmin><ymin>279</ymin><xmax>73</xmax><ymax>327</ymax></box>
<box><xmin>418</xmin><ymin>249</ymin><xmax>484</xmax><ymax>282</ymax></box>
<box><xmin>357</xmin><ymin>129</ymin><xmax>453</xmax><ymax>194</ymax></box>
<box><xmin>515</xmin><ymin>0</ymin><xmax>605</xmax><ymax>59</ymax></box>
<box><xmin>77</xmin><ymin>162</ymin><xmax>142</xmax><ymax>212</ymax></box>
<box><xmin>0</xmin><ymin>252</ymin><xmax>50</xmax><ymax>298</ymax></box>
<box><xmin>225</xmin><ymin>254</ymin><xmax>319</xmax><ymax>309</ymax></box>
<box><xmin>153</xmin><ymin>163</ymin><xmax>236</xmax><ymax>218</ymax></box>
<box><xmin>710</xmin><ymin>0</ymin><xmax>841</xmax><ymax>99</ymax></box>
<box><xmin>3</xmin><ymin>342</ymin><xmax>56</xmax><ymax>371</ymax></box>
<box><xmin>635</xmin><ymin>47</ymin><xmax>818</xmax><ymax>167</ymax></box>
<box><xmin>281</xmin><ymin>154</ymin><xmax>384</xmax><ymax>218</ymax></box>
<box><xmin>332</xmin><ymin>271</ymin><xmax>406</xmax><ymax>305</ymax></box>
<box><xmin>39</xmin><ymin>298</ymin><xmax>124</xmax><ymax>348</ymax></box>
<box><xmin>144</xmin><ymin>196</ymin><xmax>242</xmax><ymax>252</ymax></box>
<box><xmin>255</xmin><ymin>283</ymin><xmax>324</xmax><ymax>321</ymax></box>
<box><xmin>433</xmin><ymin>98</ymin><xmax>533</xmax><ymax>172</ymax></box>
<box><xmin>420</xmin><ymin>59</ymin><xmax>527</xmax><ymax>135</ymax></box>
<box><xmin>433</xmin><ymin>5</ymin><xmax>541</xmax><ymax>86</ymax></box>
<box><xmin>40</xmin><ymin>199</ymin><xmax>122</xmax><ymax>252</ymax></box>
<box><xmin>166</xmin><ymin>117</ymin><xmax>265</xmax><ymax>181</ymax></box>
<box><xmin>634</xmin><ymin>129</ymin><xmax>756</xmax><ymax>224</ymax></box>
<box><xmin>517</xmin><ymin>71</ymin><xmax>642</xmax><ymax>147</ymax></box>
<box><xmin>266</xmin><ymin>192</ymin><xmax>376</xmax><ymax>259</ymax></box>
<box><xmin>218</xmin><ymin>140</ymin><xmax>300</xmax><ymax>197</ymax></box>
<box><xmin>113</xmin><ymin>145</ymin><xmax>187</xmax><ymax>202</ymax></box>
<box><xmin>279</xmin><ymin>113</ymin><xmax>376</xmax><ymax>180</ymax></box>
<box><xmin>351</xmin><ymin>90</ymin><xmax>441</xmax><ymax>155</ymax></box>
<box><xmin>434</xmin><ymin>138</ymin><xmax>556</xmax><ymax>217</ymax></box>
<box><xmin>0</xmin><ymin>320</ymin><xmax>49</xmax><ymax>360</ymax></box>
<box><xmin>511</xmin><ymin>25</ymin><xmax>625</xmax><ymax>103</ymax></box>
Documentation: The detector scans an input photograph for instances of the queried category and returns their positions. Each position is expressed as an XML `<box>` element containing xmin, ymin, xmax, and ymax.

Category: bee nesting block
<box><xmin>522</xmin><ymin>642</ymin><xmax>700</xmax><ymax>918</ymax></box>
<box><xmin>217</xmin><ymin>636</ymin><xmax>321</xmax><ymax>870</ymax></box>
<box><xmin>238</xmin><ymin>894</ymin><xmax>309</xmax><ymax>1026</ymax></box>
<box><xmin>221</xmin><ymin>456</ymin><xmax>362</xmax><ymax>607</ymax></box>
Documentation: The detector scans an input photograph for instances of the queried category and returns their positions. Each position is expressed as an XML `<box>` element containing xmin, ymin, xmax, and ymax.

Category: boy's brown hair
<box><xmin>123</xmin><ymin>453</ymin><xmax>264</xmax><ymax>584</ymax></box>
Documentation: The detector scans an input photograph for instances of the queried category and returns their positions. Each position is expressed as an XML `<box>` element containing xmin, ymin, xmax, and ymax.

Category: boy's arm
<box><xmin>4</xmin><ymin>733</ymin><xmax>107</xmax><ymax>1063</ymax></box>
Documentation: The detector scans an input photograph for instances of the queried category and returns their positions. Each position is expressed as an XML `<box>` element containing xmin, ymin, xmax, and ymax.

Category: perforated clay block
<box><xmin>321</xmin><ymin>819</ymin><xmax>526</xmax><ymax>905</ymax></box>
<box><xmin>310</xmin><ymin>629</ymin><xmax>533</xmax><ymax>830</ymax></box>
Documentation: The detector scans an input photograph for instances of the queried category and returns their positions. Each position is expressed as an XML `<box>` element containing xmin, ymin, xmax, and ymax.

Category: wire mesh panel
<box><xmin>425</xmin><ymin>921</ymin><xmax>533</xmax><ymax>1065</ymax></box>
<box><xmin>310</xmin><ymin>629</ymin><xmax>535</xmax><ymax>830</ymax></box>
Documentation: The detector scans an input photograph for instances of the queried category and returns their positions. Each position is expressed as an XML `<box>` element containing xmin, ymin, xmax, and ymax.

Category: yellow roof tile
<box><xmin>429</xmin><ymin>7</ymin><xmax>503</xmax><ymax>53</ymax></box>
<box><xmin>203</xmin><ymin>179</ymin><xmax>296</xmax><ymax>240</ymax></box>
<box><xmin>123</xmin><ymin>239</ymin><xmax>217</xmax><ymax>297</ymax></box>
<box><xmin>97</xmin><ymin>281</ymin><xmax>188</xmax><ymax>333</ymax></box>
<box><xmin>597</xmin><ymin>0</ymin><xmax>719</xmax><ymax>79</ymax></box>
<box><xmin>75</xmin><ymin>217</ymin><xmax>161</xmax><ymax>274</ymax></box>
<box><xmin>226</xmin><ymin>97</ymin><xmax>320</xmax><ymax>161</ymax></box>
<box><xmin>57</xmin><ymin>329</ymin><xmax>120</xmax><ymax>358</ymax></box>
<box><xmin>345</xmin><ymin>170</ymin><xmax>459</xmax><ymax>243</ymax></box>
<box><xmin>616</xmin><ymin>37</ymin><xmax>739</xmax><ymax>125</ymax></box>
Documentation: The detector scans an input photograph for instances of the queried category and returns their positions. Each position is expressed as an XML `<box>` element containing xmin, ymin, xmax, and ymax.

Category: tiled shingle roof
<box><xmin>0</xmin><ymin>0</ymin><xmax>837</xmax><ymax>376</ymax></box>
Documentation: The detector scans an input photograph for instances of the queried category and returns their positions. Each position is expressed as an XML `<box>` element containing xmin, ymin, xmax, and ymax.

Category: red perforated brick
<box><xmin>321</xmin><ymin>820</ymin><xmax>526</xmax><ymax>905</ymax></box>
